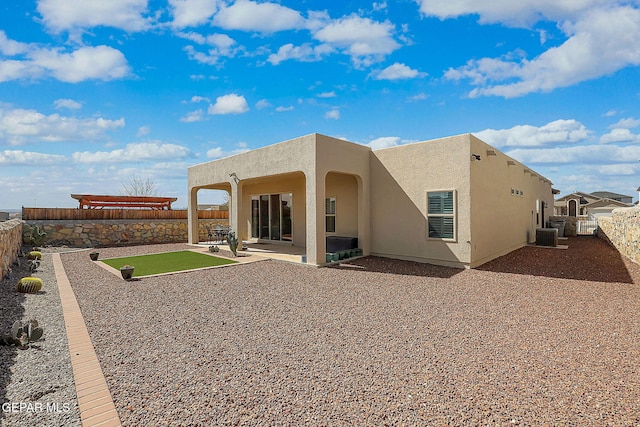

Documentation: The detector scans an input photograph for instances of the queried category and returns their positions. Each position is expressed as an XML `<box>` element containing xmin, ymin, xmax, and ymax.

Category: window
<box><xmin>427</xmin><ymin>191</ymin><xmax>456</xmax><ymax>240</ymax></box>
<box><xmin>325</xmin><ymin>197</ymin><xmax>336</xmax><ymax>233</ymax></box>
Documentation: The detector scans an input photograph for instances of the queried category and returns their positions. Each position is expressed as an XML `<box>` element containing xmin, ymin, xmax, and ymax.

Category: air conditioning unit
<box><xmin>536</xmin><ymin>228</ymin><xmax>558</xmax><ymax>247</ymax></box>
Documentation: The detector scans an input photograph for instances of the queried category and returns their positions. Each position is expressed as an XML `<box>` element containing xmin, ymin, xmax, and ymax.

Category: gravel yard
<box><xmin>3</xmin><ymin>236</ymin><xmax>637</xmax><ymax>426</ymax></box>
<box><xmin>0</xmin><ymin>249</ymin><xmax>81</xmax><ymax>427</ymax></box>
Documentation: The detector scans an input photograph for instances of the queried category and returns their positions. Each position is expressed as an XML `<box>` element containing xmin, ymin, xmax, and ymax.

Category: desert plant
<box><xmin>0</xmin><ymin>319</ymin><xmax>44</xmax><ymax>347</ymax></box>
<box><xmin>28</xmin><ymin>251</ymin><xmax>42</xmax><ymax>260</ymax></box>
<box><xmin>16</xmin><ymin>277</ymin><xmax>43</xmax><ymax>293</ymax></box>
<box><xmin>226</xmin><ymin>232</ymin><xmax>239</xmax><ymax>256</ymax></box>
<box><xmin>209</xmin><ymin>245</ymin><xmax>220</xmax><ymax>253</ymax></box>
<box><xmin>27</xmin><ymin>259</ymin><xmax>40</xmax><ymax>273</ymax></box>
<box><xmin>24</xmin><ymin>225</ymin><xmax>48</xmax><ymax>247</ymax></box>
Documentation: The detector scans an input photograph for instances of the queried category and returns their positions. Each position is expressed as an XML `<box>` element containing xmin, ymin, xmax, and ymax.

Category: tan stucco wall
<box><xmin>369</xmin><ymin>134</ymin><xmax>472</xmax><ymax>268</ymax></box>
<box><xmin>469</xmin><ymin>136</ymin><xmax>554</xmax><ymax>267</ymax></box>
<box><xmin>187</xmin><ymin>132</ymin><xmax>553</xmax><ymax>269</ymax></box>
<box><xmin>315</xmin><ymin>134</ymin><xmax>371</xmax><ymax>258</ymax></box>
<box><xmin>325</xmin><ymin>172</ymin><xmax>359</xmax><ymax>238</ymax></box>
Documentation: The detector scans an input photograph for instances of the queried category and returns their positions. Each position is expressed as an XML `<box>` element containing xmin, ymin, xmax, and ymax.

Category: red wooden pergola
<box><xmin>71</xmin><ymin>194</ymin><xmax>177</xmax><ymax>210</ymax></box>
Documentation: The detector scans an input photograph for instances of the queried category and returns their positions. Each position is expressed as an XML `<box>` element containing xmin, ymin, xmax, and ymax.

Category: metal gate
<box><xmin>576</xmin><ymin>217</ymin><xmax>598</xmax><ymax>235</ymax></box>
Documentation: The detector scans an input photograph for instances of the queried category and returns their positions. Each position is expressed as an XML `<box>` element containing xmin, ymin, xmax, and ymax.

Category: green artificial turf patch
<box><xmin>101</xmin><ymin>250</ymin><xmax>237</xmax><ymax>277</ymax></box>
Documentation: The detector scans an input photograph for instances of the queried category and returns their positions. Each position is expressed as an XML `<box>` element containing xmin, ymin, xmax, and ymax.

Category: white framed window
<box><xmin>325</xmin><ymin>197</ymin><xmax>336</xmax><ymax>233</ymax></box>
<box><xmin>427</xmin><ymin>190</ymin><xmax>456</xmax><ymax>241</ymax></box>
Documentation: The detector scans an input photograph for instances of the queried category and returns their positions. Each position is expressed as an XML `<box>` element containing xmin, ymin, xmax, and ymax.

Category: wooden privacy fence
<box><xmin>22</xmin><ymin>208</ymin><xmax>228</xmax><ymax>220</ymax></box>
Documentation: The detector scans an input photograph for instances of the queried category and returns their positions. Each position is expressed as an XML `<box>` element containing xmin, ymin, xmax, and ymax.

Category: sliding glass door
<box><xmin>251</xmin><ymin>193</ymin><xmax>292</xmax><ymax>242</ymax></box>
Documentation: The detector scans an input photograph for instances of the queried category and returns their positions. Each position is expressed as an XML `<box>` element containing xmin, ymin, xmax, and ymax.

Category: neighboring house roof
<box><xmin>590</xmin><ymin>191</ymin><xmax>633</xmax><ymax>200</ymax></box>
<box><xmin>555</xmin><ymin>192</ymin><xmax>599</xmax><ymax>204</ymax></box>
<box><xmin>583</xmin><ymin>198</ymin><xmax>632</xmax><ymax>208</ymax></box>
<box><xmin>555</xmin><ymin>191</ymin><xmax>635</xmax><ymax>212</ymax></box>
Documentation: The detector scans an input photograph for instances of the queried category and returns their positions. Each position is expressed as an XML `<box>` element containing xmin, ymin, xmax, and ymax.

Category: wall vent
<box><xmin>536</xmin><ymin>228</ymin><xmax>558</xmax><ymax>247</ymax></box>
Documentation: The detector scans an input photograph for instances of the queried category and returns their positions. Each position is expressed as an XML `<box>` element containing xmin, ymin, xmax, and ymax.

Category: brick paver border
<box><xmin>52</xmin><ymin>253</ymin><xmax>122</xmax><ymax>427</ymax></box>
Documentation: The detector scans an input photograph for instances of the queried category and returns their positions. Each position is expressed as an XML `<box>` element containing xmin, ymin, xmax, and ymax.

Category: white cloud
<box><xmin>0</xmin><ymin>150</ymin><xmax>67</xmax><ymax>165</ymax></box>
<box><xmin>214</xmin><ymin>0</ymin><xmax>305</xmax><ymax>33</ymax></box>
<box><xmin>407</xmin><ymin>92</ymin><xmax>427</xmax><ymax>102</ymax></box>
<box><xmin>313</xmin><ymin>15</ymin><xmax>400</xmax><ymax>67</ymax></box>
<box><xmin>136</xmin><ymin>126</ymin><xmax>150</xmax><ymax>137</ymax></box>
<box><xmin>208</xmin><ymin>94</ymin><xmax>249</xmax><ymax>115</ymax></box>
<box><xmin>325</xmin><ymin>109</ymin><xmax>340</xmax><ymax>120</ymax></box>
<box><xmin>372</xmin><ymin>62</ymin><xmax>426</xmax><ymax>80</ymax></box>
<box><xmin>180</xmin><ymin>109</ymin><xmax>205</xmax><ymax>122</ymax></box>
<box><xmin>275</xmin><ymin>106</ymin><xmax>294</xmax><ymax>112</ymax></box>
<box><xmin>600</xmin><ymin>128</ymin><xmax>640</xmax><ymax>144</ymax></box>
<box><xmin>415</xmin><ymin>0</ymin><xmax>612</xmax><ymax>28</ymax></box>
<box><xmin>596</xmin><ymin>163</ymin><xmax>640</xmax><ymax>176</ymax></box>
<box><xmin>189</xmin><ymin>95</ymin><xmax>210</xmax><ymax>103</ymax></box>
<box><xmin>373</xmin><ymin>2</ymin><xmax>388</xmax><ymax>12</ymax></box>
<box><xmin>0</xmin><ymin>107</ymin><xmax>124</xmax><ymax>145</ymax></box>
<box><xmin>37</xmin><ymin>0</ymin><xmax>150</xmax><ymax>33</ymax></box>
<box><xmin>0</xmin><ymin>33</ymin><xmax>130</xmax><ymax>83</ymax></box>
<box><xmin>169</xmin><ymin>0</ymin><xmax>221</xmax><ymax>28</ymax></box>
<box><xmin>33</xmin><ymin>45</ymin><xmax>130</xmax><ymax>83</ymax></box>
<box><xmin>72</xmin><ymin>142</ymin><xmax>192</xmax><ymax>163</ymax></box>
<box><xmin>437</xmin><ymin>4</ymin><xmax>640</xmax><ymax>97</ymax></box>
<box><xmin>609</xmin><ymin>117</ymin><xmax>640</xmax><ymax>129</ymax></box>
<box><xmin>368</xmin><ymin>136</ymin><xmax>401</xmax><ymax>149</ymax></box>
<box><xmin>255</xmin><ymin>99</ymin><xmax>271</xmax><ymax>109</ymax></box>
<box><xmin>506</xmin><ymin>144</ymin><xmax>640</xmax><ymax>165</ymax></box>
<box><xmin>267</xmin><ymin>43</ymin><xmax>332</xmax><ymax>65</ymax></box>
<box><xmin>318</xmin><ymin>91</ymin><xmax>336</xmax><ymax>98</ymax></box>
<box><xmin>54</xmin><ymin>99</ymin><xmax>82</xmax><ymax>110</ymax></box>
<box><xmin>180</xmin><ymin>32</ymin><xmax>239</xmax><ymax>65</ymax></box>
<box><xmin>0</xmin><ymin>31</ymin><xmax>29</xmax><ymax>56</ymax></box>
<box><xmin>474</xmin><ymin>119</ymin><xmax>591</xmax><ymax>148</ymax></box>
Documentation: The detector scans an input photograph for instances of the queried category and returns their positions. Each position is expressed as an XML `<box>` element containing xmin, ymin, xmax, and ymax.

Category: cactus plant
<box><xmin>28</xmin><ymin>251</ymin><xmax>42</xmax><ymax>260</ymax></box>
<box><xmin>27</xmin><ymin>259</ymin><xmax>40</xmax><ymax>273</ymax></box>
<box><xmin>24</xmin><ymin>224</ymin><xmax>48</xmax><ymax>247</ymax></box>
<box><xmin>16</xmin><ymin>277</ymin><xmax>43</xmax><ymax>293</ymax></box>
<box><xmin>0</xmin><ymin>319</ymin><xmax>44</xmax><ymax>347</ymax></box>
<box><xmin>208</xmin><ymin>245</ymin><xmax>220</xmax><ymax>253</ymax></box>
<box><xmin>226</xmin><ymin>231</ymin><xmax>239</xmax><ymax>256</ymax></box>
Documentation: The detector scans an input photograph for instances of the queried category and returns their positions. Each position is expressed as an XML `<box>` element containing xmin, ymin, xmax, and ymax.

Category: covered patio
<box><xmin>193</xmin><ymin>240</ymin><xmax>308</xmax><ymax>264</ymax></box>
<box><xmin>187</xmin><ymin>134</ymin><xmax>371</xmax><ymax>266</ymax></box>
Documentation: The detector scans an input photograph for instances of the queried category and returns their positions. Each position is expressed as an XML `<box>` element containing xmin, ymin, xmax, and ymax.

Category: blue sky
<box><xmin>1</xmin><ymin>0</ymin><xmax>640</xmax><ymax>209</ymax></box>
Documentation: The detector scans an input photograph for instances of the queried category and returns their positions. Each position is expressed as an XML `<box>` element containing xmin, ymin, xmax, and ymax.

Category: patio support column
<box><xmin>357</xmin><ymin>175</ymin><xmax>370</xmax><ymax>256</ymax></box>
<box><xmin>187</xmin><ymin>186</ymin><xmax>199</xmax><ymax>244</ymax></box>
<box><xmin>306</xmin><ymin>170</ymin><xmax>326</xmax><ymax>266</ymax></box>
<box><xmin>230</xmin><ymin>179</ymin><xmax>244</xmax><ymax>249</ymax></box>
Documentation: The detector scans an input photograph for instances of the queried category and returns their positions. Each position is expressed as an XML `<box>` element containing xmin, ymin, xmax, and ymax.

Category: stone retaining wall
<box><xmin>23</xmin><ymin>219</ymin><xmax>229</xmax><ymax>248</ymax></box>
<box><xmin>598</xmin><ymin>207</ymin><xmax>640</xmax><ymax>264</ymax></box>
<box><xmin>0</xmin><ymin>219</ymin><xmax>23</xmax><ymax>279</ymax></box>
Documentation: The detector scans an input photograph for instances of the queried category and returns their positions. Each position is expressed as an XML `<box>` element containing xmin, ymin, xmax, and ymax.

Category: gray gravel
<box><xmin>1</xmin><ymin>249</ymin><xmax>81</xmax><ymax>427</ymax></box>
<box><xmin>58</xmin><ymin>239</ymin><xmax>640</xmax><ymax>426</ymax></box>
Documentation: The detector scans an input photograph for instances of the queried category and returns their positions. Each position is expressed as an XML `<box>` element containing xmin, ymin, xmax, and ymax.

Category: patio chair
<box><xmin>205</xmin><ymin>225</ymin><xmax>214</xmax><ymax>243</ymax></box>
<box><xmin>213</xmin><ymin>225</ymin><xmax>226</xmax><ymax>243</ymax></box>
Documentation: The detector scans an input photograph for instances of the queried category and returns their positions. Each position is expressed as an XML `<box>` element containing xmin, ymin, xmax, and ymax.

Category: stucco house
<box><xmin>187</xmin><ymin>133</ymin><xmax>555</xmax><ymax>268</ymax></box>
<box><xmin>554</xmin><ymin>191</ymin><xmax>634</xmax><ymax>218</ymax></box>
